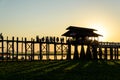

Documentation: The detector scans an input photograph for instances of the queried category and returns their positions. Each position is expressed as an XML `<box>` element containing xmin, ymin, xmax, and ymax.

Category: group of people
<box><xmin>36</xmin><ymin>36</ymin><xmax>65</xmax><ymax>43</ymax></box>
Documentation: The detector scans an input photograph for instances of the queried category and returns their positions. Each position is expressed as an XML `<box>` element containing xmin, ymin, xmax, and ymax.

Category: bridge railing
<box><xmin>99</xmin><ymin>42</ymin><xmax>120</xmax><ymax>47</ymax></box>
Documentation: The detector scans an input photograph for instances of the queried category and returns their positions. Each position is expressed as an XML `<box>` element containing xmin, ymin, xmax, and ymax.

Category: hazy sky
<box><xmin>0</xmin><ymin>0</ymin><xmax>120</xmax><ymax>41</ymax></box>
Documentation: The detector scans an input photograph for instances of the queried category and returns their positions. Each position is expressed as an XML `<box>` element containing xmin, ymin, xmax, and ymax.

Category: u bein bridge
<box><xmin>0</xmin><ymin>26</ymin><xmax>120</xmax><ymax>61</ymax></box>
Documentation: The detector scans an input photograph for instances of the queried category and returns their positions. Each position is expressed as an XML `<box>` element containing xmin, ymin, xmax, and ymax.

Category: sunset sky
<box><xmin>0</xmin><ymin>0</ymin><xmax>120</xmax><ymax>42</ymax></box>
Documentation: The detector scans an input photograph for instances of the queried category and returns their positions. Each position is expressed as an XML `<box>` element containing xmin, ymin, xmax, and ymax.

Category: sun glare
<box><xmin>90</xmin><ymin>24</ymin><xmax>108</xmax><ymax>41</ymax></box>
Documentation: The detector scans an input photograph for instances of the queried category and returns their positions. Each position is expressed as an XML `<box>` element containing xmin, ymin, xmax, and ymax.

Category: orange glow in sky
<box><xmin>89</xmin><ymin>24</ymin><xmax>108</xmax><ymax>41</ymax></box>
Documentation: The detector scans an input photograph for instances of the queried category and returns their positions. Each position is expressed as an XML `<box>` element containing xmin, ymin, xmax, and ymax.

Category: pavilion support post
<box><xmin>67</xmin><ymin>40</ymin><xmax>71</xmax><ymax>60</ymax></box>
<box><xmin>92</xmin><ymin>45</ymin><xmax>98</xmax><ymax>60</ymax></box>
<box><xmin>104</xmin><ymin>47</ymin><xmax>107</xmax><ymax>60</ymax></box>
<box><xmin>98</xmin><ymin>47</ymin><xmax>103</xmax><ymax>60</ymax></box>
<box><xmin>80</xmin><ymin>44</ymin><xmax>86</xmax><ymax>60</ymax></box>
<box><xmin>110</xmin><ymin>47</ymin><xmax>113</xmax><ymax>60</ymax></box>
<box><xmin>86</xmin><ymin>45</ymin><xmax>92</xmax><ymax>60</ymax></box>
<box><xmin>73</xmin><ymin>37</ymin><xmax>79</xmax><ymax>60</ymax></box>
<box><xmin>73</xmin><ymin>43</ymin><xmax>79</xmax><ymax>60</ymax></box>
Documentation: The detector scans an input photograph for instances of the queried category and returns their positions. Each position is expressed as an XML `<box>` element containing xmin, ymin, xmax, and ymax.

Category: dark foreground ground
<box><xmin>0</xmin><ymin>60</ymin><xmax>120</xmax><ymax>80</ymax></box>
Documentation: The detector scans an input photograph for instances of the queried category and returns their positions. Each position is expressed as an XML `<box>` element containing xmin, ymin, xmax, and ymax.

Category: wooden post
<box><xmin>25</xmin><ymin>38</ymin><xmax>27</xmax><ymax>61</ymax></box>
<box><xmin>54</xmin><ymin>37</ymin><xmax>57</xmax><ymax>60</ymax></box>
<box><xmin>117</xmin><ymin>48</ymin><xmax>119</xmax><ymax>60</ymax></box>
<box><xmin>61</xmin><ymin>38</ymin><xmax>63</xmax><ymax>60</ymax></box>
<box><xmin>39</xmin><ymin>39</ymin><xmax>42</xmax><ymax>60</ymax></box>
<box><xmin>73</xmin><ymin>43</ymin><xmax>79</xmax><ymax>60</ymax></box>
<box><xmin>16</xmin><ymin>37</ymin><xmax>19</xmax><ymax>61</ymax></box>
<box><xmin>110</xmin><ymin>47</ymin><xmax>113</xmax><ymax>60</ymax></box>
<box><xmin>29</xmin><ymin>38</ymin><xmax>33</xmax><ymax>61</ymax></box>
<box><xmin>21</xmin><ymin>37</ymin><xmax>24</xmax><ymax>60</ymax></box>
<box><xmin>86</xmin><ymin>45</ymin><xmax>92</xmax><ymax>60</ymax></box>
<box><xmin>80</xmin><ymin>44</ymin><xmax>86</xmax><ymax>60</ymax></box>
<box><xmin>92</xmin><ymin>45</ymin><xmax>98</xmax><ymax>60</ymax></box>
<box><xmin>114</xmin><ymin>48</ymin><xmax>117</xmax><ymax>60</ymax></box>
<box><xmin>46</xmin><ymin>43</ymin><xmax>48</xmax><ymax>60</ymax></box>
<box><xmin>48</xmin><ymin>43</ymin><xmax>50</xmax><ymax>60</ymax></box>
<box><xmin>46</xmin><ymin>43</ymin><xmax>50</xmax><ymax>60</ymax></box>
<box><xmin>98</xmin><ymin>47</ymin><xmax>102</xmax><ymax>60</ymax></box>
<box><xmin>6</xmin><ymin>37</ymin><xmax>9</xmax><ymax>61</ymax></box>
<box><xmin>1</xmin><ymin>37</ymin><xmax>4</xmax><ymax>61</ymax></box>
<box><xmin>12</xmin><ymin>37</ymin><xmax>14</xmax><ymax>61</ymax></box>
<box><xmin>32</xmin><ymin>39</ymin><xmax>35</xmax><ymax>61</ymax></box>
<box><xmin>46</xmin><ymin>37</ymin><xmax>50</xmax><ymax>60</ymax></box>
<box><xmin>67</xmin><ymin>40</ymin><xmax>71</xmax><ymax>60</ymax></box>
<box><xmin>104</xmin><ymin>47</ymin><xmax>107</xmax><ymax>60</ymax></box>
<box><xmin>45</xmin><ymin>38</ymin><xmax>47</xmax><ymax>60</ymax></box>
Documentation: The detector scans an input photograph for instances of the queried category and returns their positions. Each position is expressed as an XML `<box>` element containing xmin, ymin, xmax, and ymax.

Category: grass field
<box><xmin>0</xmin><ymin>60</ymin><xmax>120</xmax><ymax>80</ymax></box>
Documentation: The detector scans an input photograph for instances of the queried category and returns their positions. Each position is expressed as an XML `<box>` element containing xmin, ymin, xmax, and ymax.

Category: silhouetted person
<box><xmin>0</xmin><ymin>33</ymin><xmax>3</xmax><ymax>39</ymax></box>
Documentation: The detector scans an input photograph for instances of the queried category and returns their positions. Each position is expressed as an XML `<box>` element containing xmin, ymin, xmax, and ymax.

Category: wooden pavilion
<box><xmin>62</xmin><ymin>26</ymin><xmax>102</xmax><ymax>60</ymax></box>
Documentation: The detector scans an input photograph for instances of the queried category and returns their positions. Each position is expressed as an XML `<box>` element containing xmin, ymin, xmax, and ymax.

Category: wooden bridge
<box><xmin>98</xmin><ymin>42</ymin><xmax>120</xmax><ymax>60</ymax></box>
<box><xmin>0</xmin><ymin>36</ymin><xmax>120</xmax><ymax>61</ymax></box>
<box><xmin>0</xmin><ymin>36</ymin><xmax>68</xmax><ymax>61</ymax></box>
<box><xmin>0</xmin><ymin>26</ymin><xmax>119</xmax><ymax>61</ymax></box>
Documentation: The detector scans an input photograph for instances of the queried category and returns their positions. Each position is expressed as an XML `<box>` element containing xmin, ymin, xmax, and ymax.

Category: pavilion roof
<box><xmin>62</xmin><ymin>26</ymin><xmax>102</xmax><ymax>37</ymax></box>
<box><xmin>66</xmin><ymin>26</ymin><xmax>97</xmax><ymax>31</ymax></box>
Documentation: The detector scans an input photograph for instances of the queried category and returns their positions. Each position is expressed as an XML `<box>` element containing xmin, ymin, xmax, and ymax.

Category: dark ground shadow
<box><xmin>37</xmin><ymin>60</ymin><xmax>120</xmax><ymax>80</ymax></box>
<box><xmin>1</xmin><ymin>60</ymin><xmax>120</xmax><ymax>80</ymax></box>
